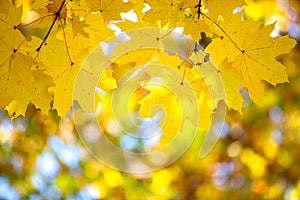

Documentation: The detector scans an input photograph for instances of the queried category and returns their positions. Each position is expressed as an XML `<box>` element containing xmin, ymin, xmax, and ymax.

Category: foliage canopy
<box><xmin>1</xmin><ymin>0</ymin><xmax>300</xmax><ymax>199</ymax></box>
<box><xmin>0</xmin><ymin>0</ymin><xmax>296</xmax><ymax>119</ymax></box>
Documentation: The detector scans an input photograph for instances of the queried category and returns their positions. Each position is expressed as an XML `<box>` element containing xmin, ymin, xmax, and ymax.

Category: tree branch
<box><xmin>195</xmin><ymin>0</ymin><xmax>202</xmax><ymax>19</ymax></box>
<box><xmin>36</xmin><ymin>0</ymin><xmax>66</xmax><ymax>52</ymax></box>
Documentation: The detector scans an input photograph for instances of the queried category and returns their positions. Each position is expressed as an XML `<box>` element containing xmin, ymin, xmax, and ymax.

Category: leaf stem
<box><xmin>18</xmin><ymin>14</ymin><xmax>55</xmax><ymax>28</ymax></box>
<box><xmin>158</xmin><ymin>27</ymin><xmax>176</xmax><ymax>40</ymax></box>
<box><xmin>201</xmin><ymin>13</ymin><xmax>243</xmax><ymax>52</ymax></box>
<box><xmin>59</xmin><ymin>17</ymin><xmax>73</xmax><ymax>64</ymax></box>
<box><xmin>180</xmin><ymin>64</ymin><xmax>188</xmax><ymax>85</ymax></box>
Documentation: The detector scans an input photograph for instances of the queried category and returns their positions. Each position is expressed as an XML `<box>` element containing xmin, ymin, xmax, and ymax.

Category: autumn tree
<box><xmin>0</xmin><ymin>0</ymin><xmax>299</xmax><ymax>198</ymax></box>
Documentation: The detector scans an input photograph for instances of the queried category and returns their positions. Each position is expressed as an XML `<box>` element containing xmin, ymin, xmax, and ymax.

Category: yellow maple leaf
<box><xmin>0</xmin><ymin>1</ymin><xmax>23</xmax><ymax>41</ymax></box>
<box><xmin>138</xmin><ymin>82</ymin><xmax>180</xmax><ymax>144</ymax></box>
<box><xmin>116</xmin><ymin>4</ymin><xmax>154</xmax><ymax>31</ymax></box>
<box><xmin>144</xmin><ymin>0</ymin><xmax>174</xmax><ymax>26</ymax></box>
<box><xmin>144</xmin><ymin>0</ymin><xmax>184</xmax><ymax>27</ymax></box>
<box><xmin>0</xmin><ymin>31</ymin><xmax>34</xmax><ymax>111</ymax></box>
<box><xmin>85</xmin><ymin>0</ymin><xmax>134</xmax><ymax>21</ymax></box>
<box><xmin>232</xmin><ymin>33</ymin><xmax>295</xmax><ymax>104</ymax></box>
<box><xmin>33</xmin><ymin>32</ymin><xmax>92</xmax><ymax>117</ymax></box>
<box><xmin>0</xmin><ymin>2</ymin><xmax>22</xmax><ymax>29</ymax></box>
<box><xmin>31</xmin><ymin>0</ymin><xmax>49</xmax><ymax>12</ymax></box>
<box><xmin>70</xmin><ymin>13</ymin><xmax>89</xmax><ymax>38</ymax></box>
<box><xmin>6</xmin><ymin>67</ymin><xmax>55</xmax><ymax>117</ymax></box>
<box><xmin>111</xmin><ymin>62</ymin><xmax>136</xmax><ymax>83</ymax></box>
<box><xmin>183</xmin><ymin>16</ymin><xmax>211</xmax><ymax>41</ymax></box>
<box><xmin>5</xmin><ymin>99</ymin><xmax>27</xmax><ymax>117</ymax></box>
<box><xmin>84</xmin><ymin>12</ymin><xmax>114</xmax><ymax>44</ymax></box>
<box><xmin>206</xmin><ymin>0</ymin><xmax>245</xmax><ymax>21</ymax></box>
<box><xmin>219</xmin><ymin>59</ymin><xmax>244</xmax><ymax>112</ymax></box>
<box><xmin>139</xmin><ymin>51</ymin><xmax>211</xmax><ymax>131</ymax></box>
<box><xmin>206</xmin><ymin>16</ymin><xmax>296</xmax><ymax>105</ymax></box>
<box><xmin>205</xmin><ymin>14</ymin><xmax>257</xmax><ymax>65</ymax></box>
<box><xmin>97</xmin><ymin>68</ymin><xmax>117</xmax><ymax>92</ymax></box>
<box><xmin>189</xmin><ymin>51</ymin><xmax>225</xmax><ymax>129</ymax></box>
<box><xmin>0</xmin><ymin>51</ymin><xmax>35</xmax><ymax>115</ymax></box>
<box><xmin>46</xmin><ymin>0</ymin><xmax>67</xmax><ymax>21</ymax></box>
<box><xmin>30</xmin><ymin>69</ymin><xmax>54</xmax><ymax>113</ymax></box>
<box><xmin>114</xmin><ymin>49</ymin><xmax>160</xmax><ymax>67</ymax></box>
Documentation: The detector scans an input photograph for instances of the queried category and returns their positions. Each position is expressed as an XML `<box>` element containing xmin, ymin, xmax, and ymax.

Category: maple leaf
<box><xmin>29</xmin><ymin>0</ymin><xmax>66</xmax><ymax>30</ymax></box>
<box><xmin>114</xmin><ymin>49</ymin><xmax>160</xmax><ymax>67</ymax></box>
<box><xmin>0</xmin><ymin>1</ymin><xmax>55</xmax><ymax>116</ymax></box>
<box><xmin>30</xmin><ymin>69</ymin><xmax>54</xmax><ymax>113</ymax></box>
<box><xmin>40</xmin><ymin>34</ymin><xmax>92</xmax><ymax>117</ymax></box>
<box><xmin>183</xmin><ymin>16</ymin><xmax>211</xmax><ymax>41</ymax></box>
<box><xmin>205</xmin><ymin>14</ymin><xmax>256</xmax><ymax>65</ymax></box>
<box><xmin>0</xmin><ymin>0</ymin><xmax>296</xmax><ymax>121</ymax></box>
<box><xmin>131</xmin><ymin>51</ymin><xmax>211</xmax><ymax>131</ymax></box>
<box><xmin>143</xmin><ymin>0</ymin><xmax>175</xmax><ymax>26</ymax></box>
<box><xmin>144</xmin><ymin>0</ymin><xmax>186</xmax><ymax>27</ymax></box>
<box><xmin>219</xmin><ymin>59</ymin><xmax>244</xmax><ymax>112</ymax></box>
<box><xmin>84</xmin><ymin>12</ymin><xmax>114</xmax><ymax>45</ymax></box>
<box><xmin>70</xmin><ymin>13</ymin><xmax>89</xmax><ymax>37</ymax></box>
<box><xmin>5</xmin><ymin>100</ymin><xmax>28</xmax><ymax>117</ymax></box>
<box><xmin>206</xmin><ymin>0</ymin><xmax>245</xmax><ymax>21</ymax></box>
<box><xmin>85</xmin><ymin>0</ymin><xmax>134</xmax><ymax>21</ymax></box>
<box><xmin>0</xmin><ymin>50</ymin><xmax>35</xmax><ymax>116</ymax></box>
<box><xmin>138</xmin><ymin>81</ymin><xmax>181</xmax><ymax>140</ymax></box>
<box><xmin>5</xmin><ymin>66</ymin><xmax>55</xmax><ymax>117</ymax></box>
<box><xmin>111</xmin><ymin>62</ymin><xmax>136</xmax><ymax>84</ymax></box>
<box><xmin>31</xmin><ymin>0</ymin><xmax>49</xmax><ymax>12</ymax></box>
<box><xmin>0</xmin><ymin>0</ymin><xmax>12</xmax><ymax>15</ymax></box>
<box><xmin>97</xmin><ymin>68</ymin><xmax>117</xmax><ymax>92</ymax></box>
<box><xmin>205</xmin><ymin>15</ymin><xmax>296</xmax><ymax>106</ymax></box>
<box><xmin>181</xmin><ymin>0</ymin><xmax>206</xmax><ymax>20</ymax></box>
<box><xmin>0</xmin><ymin>22</ymin><xmax>36</xmax><ymax>115</ymax></box>
<box><xmin>46</xmin><ymin>0</ymin><xmax>67</xmax><ymax>21</ymax></box>
<box><xmin>0</xmin><ymin>2</ymin><xmax>23</xmax><ymax>35</ymax></box>
<box><xmin>169</xmin><ymin>3</ymin><xmax>207</xmax><ymax>41</ymax></box>
<box><xmin>116</xmin><ymin>4</ymin><xmax>154</xmax><ymax>31</ymax></box>
<box><xmin>188</xmin><ymin>51</ymin><xmax>226</xmax><ymax>129</ymax></box>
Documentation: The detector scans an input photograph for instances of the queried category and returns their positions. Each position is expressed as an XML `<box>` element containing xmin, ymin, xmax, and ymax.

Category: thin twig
<box><xmin>18</xmin><ymin>14</ymin><xmax>55</xmax><ymax>28</ymax></box>
<box><xmin>36</xmin><ymin>0</ymin><xmax>66</xmax><ymax>52</ymax></box>
<box><xmin>195</xmin><ymin>0</ymin><xmax>202</xmax><ymax>19</ymax></box>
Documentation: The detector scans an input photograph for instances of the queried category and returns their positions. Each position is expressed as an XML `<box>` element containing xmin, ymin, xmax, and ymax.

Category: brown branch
<box><xmin>195</xmin><ymin>0</ymin><xmax>202</xmax><ymax>19</ymax></box>
<box><xmin>36</xmin><ymin>0</ymin><xmax>66</xmax><ymax>52</ymax></box>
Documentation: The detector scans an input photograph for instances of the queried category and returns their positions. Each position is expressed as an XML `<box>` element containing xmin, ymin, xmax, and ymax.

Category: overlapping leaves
<box><xmin>0</xmin><ymin>0</ymin><xmax>296</xmax><ymax>120</ymax></box>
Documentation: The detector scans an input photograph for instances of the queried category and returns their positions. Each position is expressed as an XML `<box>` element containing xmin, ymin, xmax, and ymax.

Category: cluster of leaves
<box><xmin>1</xmin><ymin>55</ymin><xmax>300</xmax><ymax>198</ymax></box>
<box><xmin>1</xmin><ymin>0</ymin><xmax>300</xmax><ymax>199</ymax></box>
<box><xmin>0</xmin><ymin>0</ymin><xmax>296</xmax><ymax>120</ymax></box>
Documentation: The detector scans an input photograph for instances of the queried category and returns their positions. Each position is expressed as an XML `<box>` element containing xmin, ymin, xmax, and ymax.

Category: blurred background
<box><xmin>1</xmin><ymin>0</ymin><xmax>300</xmax><ymax>199</ymax></box>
